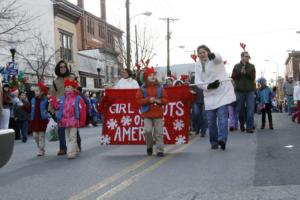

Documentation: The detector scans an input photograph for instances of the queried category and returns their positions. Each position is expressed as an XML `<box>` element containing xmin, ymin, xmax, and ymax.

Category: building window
<box><xmin>94</xmin><ymin>78</ymin><xmax>100</xmax><ymax>88</ymax></box>
<box><xmin>98</xmin><ymin>23</ymin><xmax>106</xmax><ymax>39</ymax></box>
<box><xmin>87</xmin><ymin>17</ymin><xmax>94</xmax><ymax>35</ymax></box>
<box><xmin>107</xmin><ymin>31</ymin><xmax>114</xmax><ymax>48</ymax></box>
<box><xmin>80</xmin><ymin>76</ymin><xmax>86</xmax><ymax>87</ymax></box>
<box><xmin>60</xmin><ymin>32</ymin><xmax>72</xmax><ymax>62</ymax></box>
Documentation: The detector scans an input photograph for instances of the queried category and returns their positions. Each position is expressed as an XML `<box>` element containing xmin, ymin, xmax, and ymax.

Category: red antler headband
<box><xmin>64</xmin><ymin>79</ymin><xmax>78</xmax><ymax>88</ymax></box>
<box><xmin>144</xmin><ymin>67</ymin><xmax>155</xmax><ymax>80</ymax></box>
<box><xmin>240</xmin><ymin>42</ymin><xmax>246</xmax><ymax>51</ymax></box>
<box><xmin>38</xmin><ymin>82</ymin><xmax>48</xmax><ymax>95</ymax></box>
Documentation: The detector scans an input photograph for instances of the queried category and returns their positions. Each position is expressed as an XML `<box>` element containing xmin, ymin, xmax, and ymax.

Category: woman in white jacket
<box><xmin>115</xmin><ymin>69</ymin><xmax>140</xmax><ymax>89</ymax></box>
<box><xmin>292</xmin><ymin>78</ymin><xmax>300</xmax><ymax>123</ymax></box>
<box><xmin>195</xmin><ymin>45</ymin><xmax>236</xmax><ymax>150</ymax></box>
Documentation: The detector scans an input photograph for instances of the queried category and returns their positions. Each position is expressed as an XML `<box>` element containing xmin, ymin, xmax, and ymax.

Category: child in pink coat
<box><xmin>50</xmin><ymin>79</ymin><xmax>81</xmax><ymax>159</ymax></box>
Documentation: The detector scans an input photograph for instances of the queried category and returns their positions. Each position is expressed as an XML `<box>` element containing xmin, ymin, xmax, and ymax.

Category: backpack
<box><xmin>76</xmin><ymin>96</ymin><xmax>87</xmax><ymax>127</ymax></box>
<box><xmin>140</xmin><ymin>85</ymin><xmax>162</xmax><ymax>113</ymax></box>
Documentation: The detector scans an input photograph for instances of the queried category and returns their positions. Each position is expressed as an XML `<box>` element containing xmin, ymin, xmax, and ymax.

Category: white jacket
<box><xmin>293</xmin><ymin>81</ymin><xmax>300</xmax><ymax>101</ymax></box>
<box><xmin>114</xmin><ymin>78</ymin><xmax>140</xmax><ymax>89</ymax></box>
<box><xmin>194</xmin><ymin>53</ymin><xmax>236</xmax><ymax>110</ymax></box>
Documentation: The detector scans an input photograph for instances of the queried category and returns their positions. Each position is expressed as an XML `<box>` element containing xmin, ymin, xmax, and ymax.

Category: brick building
<box><xmin>53</xmin><ymin>0</ymin><xmax>82</xmax><ymax>74</ymax></box>
<box><xmin>75</xmin><ymin>0</ymin><xmax>123</xmax><ymax>91</ymax></box>
<box><xmin>285</xmin><ymin>51</ymin><xmax>300</xmax><ymax>80</ymax></box>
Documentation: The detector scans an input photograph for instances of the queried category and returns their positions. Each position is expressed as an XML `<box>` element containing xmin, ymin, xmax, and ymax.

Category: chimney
<box><xmin>77</xmin><ymin>0</ymin><xmax>84</xmax><ymax>9</ymax></box>
<box><xmin>100</xmin><ymin>0</ymin><xmax>106</xmax><ymax>21</ymax></box>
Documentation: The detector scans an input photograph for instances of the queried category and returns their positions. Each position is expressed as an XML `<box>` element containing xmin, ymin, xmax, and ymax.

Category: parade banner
<box><xmin>100</xmin><ymin>85</ymin><xmax>194</xmax><ymax>145</ymax></box>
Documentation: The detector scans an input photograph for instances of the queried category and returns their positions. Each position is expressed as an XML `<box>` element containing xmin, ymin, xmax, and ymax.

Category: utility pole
<box><xmin>135</xmin><ymin>25</ymin><xmax>139</xmax><ymax>68</ymax></box>
<box><xmin>159</xmin><ymin>17</ymin><xmax>178</xmax><ymax>76</ymax></box>
<box><xmin>126</xmin><ymin>0</ymin><xmax>131</xmax><ymax>69</ymax></box>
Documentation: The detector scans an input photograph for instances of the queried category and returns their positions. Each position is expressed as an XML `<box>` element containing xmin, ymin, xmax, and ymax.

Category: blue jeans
<box><xmin>287</xmin><ymin>96</ymin><xmax>294</xmax><ymax>115</ymax></box>
<box><xmin>236</xmin><ymin>91</ymin><xmax>255</xmax><ymax>130</ymax></box>
<box><xmin>17</xmin><ymin>120</ymin><xmax>28</xmax><ymax>140</ymax></box>
<box><xmin>58</xmin><ymin>127</ymin><xmax>67</xmax><ymax>151</ymax></box>
<box><xmin>206</xmin><ymin>105</ymin><xmax>229</xmax><ymax>145</ymax></box>
<box><xmin>58</xmin><ymin>127</ymin><xmax>81</xmax><ymax>151</ymax></box>
<box><xmin>228</xmin><ymin>102</ymin><xmax>238</xmax><ymax>128</ymax></box>
<box><xmin>192</xmin><ymin>103</ymin><xmax>207</xmax><ymax>134</ymax></box>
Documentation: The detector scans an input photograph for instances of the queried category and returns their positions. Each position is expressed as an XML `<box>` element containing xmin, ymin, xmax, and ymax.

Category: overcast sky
<box><xmin>69</xmin><ymin>0</ymin><xmax>300</xmax><ymax>81</ymax></box>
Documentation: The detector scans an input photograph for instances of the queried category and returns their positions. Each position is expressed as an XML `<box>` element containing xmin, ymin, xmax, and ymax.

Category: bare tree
<box><xmin>135</xmin><ymin>27</ymin><xmax>156</xmax><ymax>64</ymax></box>
<box><xmin>115</xmin><ymin>26</ymin><xmax>156</xmax><ymax>70</ymax></box>
<box><xmin>0</xmin><ymin>0</ymin><xmax>32</xmax><ymax>43</ymax></box>
<box><xmin>17</xmin><ymin>33</ymin><xmax>57</xmax><ymax>82</ymax></box>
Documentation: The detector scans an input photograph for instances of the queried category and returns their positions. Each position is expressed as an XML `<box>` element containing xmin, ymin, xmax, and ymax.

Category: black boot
<box><xmin>269</xmin><ymin>122</ymin><xmax>274</xmax><ymax>130</ymax></box>
<box><xmin>147</xmin><ymin>148</ymin><xmax>153</xmax><ymax>156</ymax></box>
<box><xmin>218</xmin><ymin>140</ymin><xmax>226</xmax><ymax>150</ymax></box>
<box><xmin>240</xmin><ymin>124</ymin><xmax>245</xmax><ymax>132</ymax></box>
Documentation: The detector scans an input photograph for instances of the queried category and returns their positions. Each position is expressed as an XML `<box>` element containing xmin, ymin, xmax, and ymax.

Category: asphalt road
<box><xmin>0</xmin><ymin>113</ymin><xmax>300</xmax><ymax>200</ymax></box>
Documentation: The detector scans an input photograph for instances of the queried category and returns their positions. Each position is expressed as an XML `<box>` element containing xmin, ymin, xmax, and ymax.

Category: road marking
<box><xmin>95</xmin><ymin>137</ymin><xmax>199</xmax><ymax>200</ymax></box>
<box><xmin>68</xmin><ymin>143</ymin><xmax>180</xmax><ymax>200</ymax></box>
<box><xmin>284</xmin><ymin>145</ymin><xmax>294</xmax><ymax>149</ymax></box>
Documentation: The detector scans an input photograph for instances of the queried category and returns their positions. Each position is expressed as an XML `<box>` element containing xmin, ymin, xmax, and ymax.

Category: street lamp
<box><xmin>96</xmin><ymin>68</ymin><xmax>101</xmax><ymax>88</ymax></box>
<box><xmin>131</xmin><ymin>12</ymin><xmax>152</xmax><ymax>20</ymax></box>
<box><xmin>168</xmin><ymin>45</ymin><xmax>185</xmax><ymax>76</ymax></box>
<box><xmin>96</xmin><ymin>59</ymin><xmax>102</xmax><ymax>88</ymax></box>
<box><xmin>125</xmin><ymin>0</ymin><xmax>152</xmax><ymax>70</ymax></box>
<box><xmin>8</xmin><ymin>40</ymin><xmax>17</xmax><ymax>63</ymax></box>
<box><xmin>133</xmin><ymin>12</ymin><xmax>152</xmax><ymax>68</ymax></box>
<box><xmin>265</xmin><ymin>59</ymin><xmax>279</xmax><ymax>86</ymax></box>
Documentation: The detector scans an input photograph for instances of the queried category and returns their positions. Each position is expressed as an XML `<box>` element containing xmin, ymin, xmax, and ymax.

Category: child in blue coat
<box><xmin>257</xmin><ymin>78</ymin><xmax>273</xmax><ymax>129</ymax></box>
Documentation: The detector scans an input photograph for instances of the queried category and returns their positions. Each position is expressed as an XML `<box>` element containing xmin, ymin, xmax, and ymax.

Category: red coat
<box><xmin>136</xmin><ymin>83</ymin><xmax>168</xmax><ymax>118</ymax></box>
<box><xmin>29</xmin><ymin>97</ymin><xmax>49</xmax><ymax>132</ymax></box>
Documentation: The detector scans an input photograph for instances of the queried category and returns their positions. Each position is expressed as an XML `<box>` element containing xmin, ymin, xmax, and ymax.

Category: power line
<box><xmin>176</xmin><ymin>27</ymin><xmax>300</xmax><ymax>39</ymax></box>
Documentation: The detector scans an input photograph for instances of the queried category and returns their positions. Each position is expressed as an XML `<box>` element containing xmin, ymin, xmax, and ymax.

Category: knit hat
<box><xmin>166</xmin><ymin>76</ymin><xmax>175</xmax><ymax>81</ymax></box>
<box><xmin>173</xmin><ymin>80</ymin><xmax>184</xmax><ymax>86</ymax></box>
<box><xmin>64</xmin><ymin>79</ymin><xmax>78</xmax><ymax>89</ymax></box>
<box><xmin>3</xmin><ymin>83</ymin><xmax>9</xmax><ymax>88</ymax></box>
<box><xmin>257</xmin><ymin>77</ymin><xmax>267</xmax><ymax>85</ymax></box>
<box><xmin>38</xmin><ymin>82</ymin><xmax>48</xmax><ymax>95</ymax></box>
<box><xmin>180</xmin><ymin>75</ymin><xmax>189</xmax><ymax>82</ymax></box>
<box><xmin>144</xmin><ymin>67</ymin><xmax>155</xmax><ymax>80</ymax></box>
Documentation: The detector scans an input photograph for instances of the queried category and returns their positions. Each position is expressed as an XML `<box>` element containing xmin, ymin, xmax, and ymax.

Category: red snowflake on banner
<box><xmin>121</xmin><ymin>116</ymin><xmax>132</xmax><ymax>126</ymax></box>
<box><xmin>175</xmin><ymin>135</ymin><xmax>187</xmax><ymax>144</ymax></box>
<box><xmin>107</xmin><ymin>119</ymin><xmax>118</xmax><ymax>130</ymax></box>
<box><xmin>100</xmin><ymin>135</ymin><xmax>111</xmax><ymax>145</ymax></box>
<box><xmin>173</xmin><ymin>119</ymin><xmax>185</xmax><ymax>131</ymax></box>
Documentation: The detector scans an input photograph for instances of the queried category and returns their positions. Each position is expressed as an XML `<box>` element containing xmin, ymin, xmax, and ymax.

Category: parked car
<box><xmin>0</xmin><ymin>129</ymin><xmax>15</xmax><ymax>168</ymax></box>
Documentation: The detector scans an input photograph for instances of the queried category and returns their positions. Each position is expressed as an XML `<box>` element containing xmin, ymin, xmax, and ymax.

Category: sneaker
<box><xmin>200</xmin><ymin>133</ymin><xmax>206</xmax><ymax>137</ymax></box>
<box><xmin>218</xmin><ymin>140</ymin><xmax>226</xmax><ymax>150</ymax></box>
<box><xmin>157</xmin><ymin>152</ymin><xmax>164</xmax><ymax>157</ymax></box>
<box><xmin>22</xmin><ymin>138</ymin><xmax>27</xmax><ymax>143</ymax></box>
<box><xmin>67</xmin><ymin>155</ymin><xmax>76</xmax><ymax>159</ymax></box>
<box><xmin>37</xmin><ymin>152</ymin><xmax>44</xmax><ymax>157</ymax></box>
<box><xmin>57</xmin><ymin>149</ymin><xmax>67</xmax><ymax>156</ymax></box>
<box><xmin>229</xmin><ymin>127</ymin><xmax>235</xmax><ymax>131</ymax></box>
<box><xmin>147</xmin><ymin>148</ymin><xmax>153</xmax><ymax>156</ymax></box>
